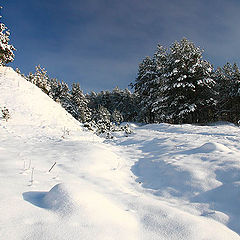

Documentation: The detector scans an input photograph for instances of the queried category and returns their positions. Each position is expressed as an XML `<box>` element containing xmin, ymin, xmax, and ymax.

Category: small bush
<box><xmin>1</xmin><ymin>107</ymin><xmax>10</xmax><ymax>121</ymax></box>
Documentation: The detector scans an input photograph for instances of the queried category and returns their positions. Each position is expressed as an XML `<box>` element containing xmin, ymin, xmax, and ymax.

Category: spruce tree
<box><xmin>0</xmin><ymin>6</ymin><xmax>16</xmax><ymax>66</ymax></box>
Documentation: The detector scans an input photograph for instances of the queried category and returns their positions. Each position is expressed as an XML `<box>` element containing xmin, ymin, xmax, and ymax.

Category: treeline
<box><xmin>17</xmin><ymin>38</ymin><xmax>240</xmax><ymax>129</ymax></box>
<box><xmin>16</xmin><ymin>66</ymin><xmax>136</xmax><ymax>135</ymax></box>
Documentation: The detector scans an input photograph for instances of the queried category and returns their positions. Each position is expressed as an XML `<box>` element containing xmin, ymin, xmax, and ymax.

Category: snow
<box><xmin>1</xmin><ymin>66</ymin><xmax>240</xmax><ymax>239</ymax></box>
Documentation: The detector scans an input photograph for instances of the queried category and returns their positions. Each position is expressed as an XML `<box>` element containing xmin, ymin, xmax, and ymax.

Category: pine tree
<box><xmin>151</xmin><ymin>45</ymin><xmax>168</xmax><ymax>122</ymax></box>
<box><xmin>87</xmin><ymin>87</ymin><xmax>137</xmax><ymax>123</ymax></box>
<box><xmin>70</xmin><ymin>83</ymin><xmax>91</xmax><ymax>123</ymax></box>
<box><xmin>92</xmin><ymin>105</ymin><xmax>112</xmax><ymax>134</ymax></box>
<box><xmin>133</xmin><ymin>56</ymin><xmax>158</xmax><ymax>123</ymax></box>
<box><xmin>0</xmin><ymin>6</ymin><xmax>16</xmax><ymax>66</ymax></box>
<box><xmin>154</xmin><ymin>38</ymin><xmax>215</xmax><ymax>123</ymax></box>
<box><xmin>27</xmin><ymin>65</ymin><xmax>51</xmax><ymax>94</ymax></box>
<box><xmin>48</xmin><ymin>78</ymin><xmax>63</xmax><ymax>102</ymax></box>
<box><xmin>26</xmin><ymin>72</ymin><xmax>35</xmax><ymax>83</ymax></box>
<box><xmin>111</xmin><ymin>109</ymin><xmax>123</xmax><ymax>125</ymax></box>
<box><xmin>214</xmin><ymin>62</ymin><xmax>240</xmax><ymax>123</ymax></box>
<box><xmin>59</xmin><ymin>81</ymin><xmax>73</xmax><ymax>113</ymax></box>
<box><xmin>32</xmin><ymin>65</ymin><xmax>50</xmax><ymax>94</ymax></box>
<box><xmin>87</xmin><ymin>91</ymin><xmax>97</xmax><ymax>110</ymax></box>
<box><xmin>120</xmin><ymin>88</ymin><xmax>138</xmax><ymax>122</ymax></box>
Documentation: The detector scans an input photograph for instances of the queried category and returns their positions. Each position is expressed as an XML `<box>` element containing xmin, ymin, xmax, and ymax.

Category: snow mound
<box><xmin>42</xmin><ymin>182</ymin><xmax>139</xmax><ymax>235</ymax></box>
<box><xmin>43</xmin><ymin>183</ymin><xmax>78</xmax><ymax>212</ymax></box>
<box><xmin>195</xmin><ymin>142</ymin><xmax>231</xmax><ymax>153</ymax></box>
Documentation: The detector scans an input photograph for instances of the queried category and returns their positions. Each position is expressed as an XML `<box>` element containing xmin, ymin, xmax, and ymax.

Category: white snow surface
<box><xmin>0</xmin><ymin>66</ymin><xmax>240</xmax><ymax>239</ymax></box>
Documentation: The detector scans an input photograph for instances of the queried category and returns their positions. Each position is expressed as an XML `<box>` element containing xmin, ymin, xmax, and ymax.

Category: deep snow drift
<box><xmin>0</xmin><ymin>66</ymin><xmax>240</xmax><ymax>239</ymax></box>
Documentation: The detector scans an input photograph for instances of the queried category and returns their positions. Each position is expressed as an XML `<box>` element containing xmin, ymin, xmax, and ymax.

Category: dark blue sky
<box><xmin>3</xmin><ymin>0</ymin><xmax>240</xmax><ymax>92</ymax></box>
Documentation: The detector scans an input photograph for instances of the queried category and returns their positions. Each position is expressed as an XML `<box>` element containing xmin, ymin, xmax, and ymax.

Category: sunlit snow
<box><xmin>0</xmin><ymin>66</ymin><xmax>240</xmax><ymax>239</ymax></box>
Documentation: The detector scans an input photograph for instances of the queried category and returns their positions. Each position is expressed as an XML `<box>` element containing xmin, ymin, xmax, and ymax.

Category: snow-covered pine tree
<box><xmin>26</xmin><ymin>72</ymin><xmax>35</xmax><ymax>83</ymax></box>
<box><xmin>120</xmin><ymin>88</ymin><xmax>138</xmax><ymax>122</ymax></box>
<box><xmin>88</xmin><ymin>91</ymin><xmax>107</xmax><ymax>112</ymax></box>
<box><xmin>111</xmin><ymin>109</ymin><xmax>123</xmax><ymax>125</ymax></box>
<box><xmin>30</xmin><ymin>65</ymin><xmax>50</xmax><ymax>94</ymax></box>
<box><xmin>70</xmin><ymin>83</ymin><xmax>91</xmax><ymax>123</ymax></box>
<box><xmin>155</xmin><ymin>38</ymin><xmax>216</xmax><ymax>123</ymax></box>
<box><xmin>111</xmin><ymin>86</ymin><xmax>122</xmax><ymax>111</ymax></box>
<box><xmin>230</xmin><ymin>63</ymin><xmax>240</xmax><ymax>97</ymax></box>
<box><xmin>87</xmin><ymin>87</ymin><xmax>137</xmax><ymax>123</ymax></box>
<box><xmin>133</xmin><ymin>56</ymin><xmax>158</xmax><ymax>123</ymax></box>
<box><xmin>101</xmin><ymin>90</ymin><xmax>111</xmax><ymax>110</ymax></box>
<box><xmin>58</xmin><ymin>81</ymin><xmax>73</xmax><ymax>114</ymax></box>
<box><xmin>48</xmin><ymin>77</ymin><xmax>72</xmax><ymax>112</ymax></box>
<box><xmin>214</xmin><ymin>62</ymin><xmax>240</xmax><ymax>123</ymax></box>
<box><xmin>0</xmin><ymin>6</ymin><xmax>16</xmax><ymax>66</ymax></box>
<box><xmin>151</xmin><ymin>45</ymin><xmax>168</xmax><ymax>122</ymax></box>
<box><xmin>214</xmin><ymin>63</ymin><xmax>234</xmax><ymax>105</ymax></box>
<box><xmin>48</xmin><ymin>78</ymin><xmax>63</xmax><ymax>102</ymax></box>
<box><xmin>91</xmin><ymin>105</ymin><xmax>112</xmax><ymax>135</ymax></box>
<box><xmin>86</xmin><ymin>91</ymin><xmax>97</xmax><ymax>110</ymax></box>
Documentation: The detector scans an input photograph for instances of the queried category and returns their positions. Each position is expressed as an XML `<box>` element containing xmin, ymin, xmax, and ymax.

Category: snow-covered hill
<box><xmin>0</xmin><ymin>66</ymin><xmax>240</xmax><ymax>239</ymax></box>
<box><xmin>0</xmin><ymin>66</ymin><xmax>90</xmax><ymax>140</ymax></box>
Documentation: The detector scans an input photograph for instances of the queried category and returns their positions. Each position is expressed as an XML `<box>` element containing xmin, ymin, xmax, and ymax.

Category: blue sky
<box><xmin>2</xmin><ymin>0</ymin><xmax>240</xmax><ymax>92</ymax></box>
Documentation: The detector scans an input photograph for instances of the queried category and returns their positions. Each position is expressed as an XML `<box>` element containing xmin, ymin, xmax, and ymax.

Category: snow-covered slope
<box><xmin>0</xmin><ymin>66</ymin><xmax>240</xmax><ymax>239</ymax></box>
<box><xmin>0</xmin><ymin>66</ymin><xmax>85</xmax><ymax>139</ymax></box>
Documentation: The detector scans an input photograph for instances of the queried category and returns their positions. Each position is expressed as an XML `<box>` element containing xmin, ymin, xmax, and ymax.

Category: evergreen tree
<box><xmin>111</xmin><ymin>109</ymin><xmax>123</xmax><ymax>125</ymax></box>
<box><xmin>154</xmin><ymin>38</ymin><xmax>216</xmax><ymax>123</ymax></box>
<box><xmin>49</xmin><ymin>77</ymin><xmax>73</xmax><ymax>114</ymax></box>
<box><xmin>151</xmin><ymin>45</ymin><xmax>168</xmax><ymax>122</ymax></box>
<box><xmin>26</xmin><ymin>72</ymin><xmax>35</xmax><ymax>83</ymax></box>
<box><xmin>0</xmin><ymin>6</ymin><xmax>16</xmax><ymax>66</ymax></box>
<box><xmin>87</xmin><ymin>87</ymin><xmax>137</xmax><ymax>123</ymax></box>
<box><xmin>120</xmin><ymin>88</ymin><xmax>138</xmax><ymax>122</ymax></box>
<box><xmin>92</xmin><ymin>105</ymin><xmax>112</xmax><ymax>134</ymax></box>
<box><xmin>214</xmin><ymin>63</ymin><xmax>240</xmax><ymax>123</ymax></box>
<box><xmin>33</xmin><ymin>65</ymin><xmax>50</xmax><ymax>94</ymax></box>
<box><xmin>86</xmin><ymin>91</ymin><xmax>97</xmax><ymax>110</ymax></box>
<box><xmin>133</xmin><ymin>56</ymin><xmax>158</xmax><ymax>123</ymax></box>
<box><xmin>27</xmin><ymin>65</ymin><xmax>50</xmax><ymax>94</ymax></box>
<box><xmin>70</xmin><ymin>83</ymin><xmax>91</xmax><ymax>123</ymax></box>
<box><xmin>59</xmin><ymin>81</ymin><xmax>73</xmax><ymax>114</ymax></box>
<box><xmin>48</xmin><ymin>78</ymin><xmax>70</xmax><ymax>104</ymax></box>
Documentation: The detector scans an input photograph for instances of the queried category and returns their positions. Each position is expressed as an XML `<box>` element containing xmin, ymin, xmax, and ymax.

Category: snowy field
<box><xmin>0</xmin><ymin>66</ymin><xmax>240</xmax><ymax>239</ymax></box>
